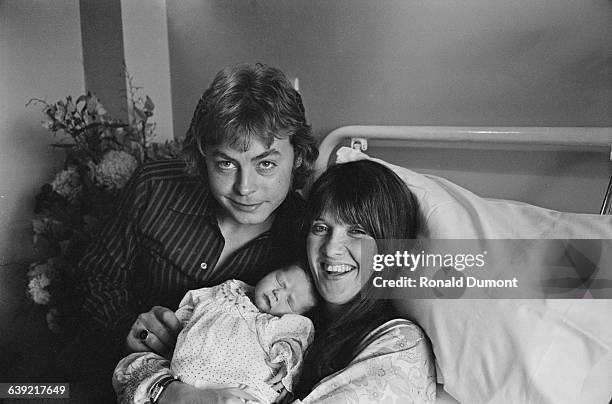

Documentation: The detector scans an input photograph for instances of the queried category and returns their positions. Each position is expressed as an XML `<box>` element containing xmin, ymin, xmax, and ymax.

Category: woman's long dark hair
<box><xmin>296</xmin><ymin>160</ymin><xmax>419</xmax><ymax>397</ymax></box>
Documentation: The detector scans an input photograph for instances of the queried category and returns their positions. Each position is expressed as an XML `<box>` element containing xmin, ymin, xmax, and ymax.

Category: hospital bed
<box><xmin>313</xmin><ymin>126</ymin><xmax>612</xmax><ymax>404</ymax></box>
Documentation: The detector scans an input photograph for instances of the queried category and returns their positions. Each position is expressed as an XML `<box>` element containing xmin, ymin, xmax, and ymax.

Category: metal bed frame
<box><xmin>313</xmin><ymin>126</ymin><xmax>612</xmax><ymax>214</ymax></box>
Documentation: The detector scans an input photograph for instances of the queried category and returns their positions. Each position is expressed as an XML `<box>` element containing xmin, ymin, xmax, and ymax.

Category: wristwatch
<box><xmin>148</xmin><ymin>374</ymin><xmax>178</xmax><ymax>404</ymax></box>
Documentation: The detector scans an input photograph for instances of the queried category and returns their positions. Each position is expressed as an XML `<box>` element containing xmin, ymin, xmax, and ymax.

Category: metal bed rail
<box><xmin>313</xmin><ymin>125</ymin><xmax>612</xmax><ymax>214</ymax></box>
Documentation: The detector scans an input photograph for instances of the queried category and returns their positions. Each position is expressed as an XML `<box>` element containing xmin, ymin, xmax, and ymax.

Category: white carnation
<box><xmin>51</xmin><ymin>167</ymin><xmax>82</xmax><ymax>201</ymax></box>
<box><xmin>27</xmin><ymin>273</ymin><xmax>52</xmax><ymax>305</ymax></box>
<box><xmin>91</xmin><ymin>150</ymin><xmax>138</xmax><ymax>190</ymax></box>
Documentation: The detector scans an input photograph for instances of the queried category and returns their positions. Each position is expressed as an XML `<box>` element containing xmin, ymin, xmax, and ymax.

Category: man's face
<box><xmin>204</xmin><ymin>136</ymin><xmax>295</xmax><ymax>227</ymax></box>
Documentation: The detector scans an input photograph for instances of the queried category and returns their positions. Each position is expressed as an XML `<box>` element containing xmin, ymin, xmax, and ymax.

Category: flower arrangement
<box><xmin>27</xmin><ymin>81</ymin><xmax>182</xmax><ymax>334</ymax></box>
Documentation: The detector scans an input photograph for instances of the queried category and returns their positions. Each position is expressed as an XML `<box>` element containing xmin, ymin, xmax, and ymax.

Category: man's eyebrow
<box><xmin>210</xmin><ymin>149</ymin><xmax>281</xmax><ymax>162</ymax></box>
<box><xmin>211</xmin><ymin>150</ymin><xmax>236</xmax><ymax>161</ymax></box>
<box><xmin>252</xmin><ymin>149</ymin><xmax>280</xmax><ymax>161</ymax></box>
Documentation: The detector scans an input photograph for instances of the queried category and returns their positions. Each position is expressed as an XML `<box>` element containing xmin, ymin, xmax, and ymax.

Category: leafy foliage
<box><xmin>27</xmin><ymin>85</ymin><xmax>182</xmax><ymax>334</ymax></box>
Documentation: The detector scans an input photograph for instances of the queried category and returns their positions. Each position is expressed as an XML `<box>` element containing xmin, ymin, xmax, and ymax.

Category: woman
<box><xmin>112</xmin><ymin>160</ymin><xmax>435</xmax><ymax>403</ymax></box>
<box><xmin>294</xmin><ymin>160</ymin><xmax>435</xmax><ymax>403</ymax></box>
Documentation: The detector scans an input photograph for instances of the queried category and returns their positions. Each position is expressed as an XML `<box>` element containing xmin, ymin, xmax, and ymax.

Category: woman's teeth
<box><xmin>323</xmin><ymin>264</ymin><xmax>354</xmax><ymax>274</ymax></box>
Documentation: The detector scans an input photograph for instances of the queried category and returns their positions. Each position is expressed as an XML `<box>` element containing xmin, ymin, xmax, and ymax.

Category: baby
<box><xmin>113</xmin><ymin>263</ymin><xmax>317</xmax><ymax>404</ymax></box>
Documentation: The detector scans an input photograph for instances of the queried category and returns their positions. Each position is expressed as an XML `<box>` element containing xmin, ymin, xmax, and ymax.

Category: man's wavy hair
<box><xmin>183</xmin><ymin>63</ymin><xmax>318</xmax><ymax>190</ymax></box>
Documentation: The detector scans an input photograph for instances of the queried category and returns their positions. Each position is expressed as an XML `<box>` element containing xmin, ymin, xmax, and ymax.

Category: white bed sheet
<box><xmin>336</xmin><ymin>147</ymin><xmax>612</xmax><ymax>404</ymax></box>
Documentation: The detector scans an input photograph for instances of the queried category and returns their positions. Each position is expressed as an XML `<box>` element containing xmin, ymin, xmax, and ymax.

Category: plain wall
<box><xmin>79</xmin><ymin>0</ymin><xmax>128</xmax><ymax>121</ymax></box>
<box><xmin>166</xmin><ymin>0</ymin><xmax>612</xmax><ymax>212</ymax></box>
<box><xmin>0</xmin><ymin>0</ymin><xmax>84</xmax><ymax>342</ymax></box>
<box><xmin>121</xmin><ymin>0</ymin><xmax>174</xmax><ymax>141</ymax></box>
<box><xmin>0</xmin><ymin>1</ymin><xmax>85</xmax><ymax>263</ymax></box>
<box><xmin>167</xmin><ymin>0</ymin><xmax>611</xmax><ymax>137</ymax></box>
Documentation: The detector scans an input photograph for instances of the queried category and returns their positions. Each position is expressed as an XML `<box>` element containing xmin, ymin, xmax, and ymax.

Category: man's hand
<box><xmin>265</xmin><ymin>358</ymin><xmax>289</xmax><ymax>402</ymax></box>
<box><xmin>126</xmin><ymin>306</ymin><xmax>182</xmax><ymax>358</ymax></box>
<box><xmin>273</xmin><ymin>388</ymin><xmax>291</xmax><ymax>404</ymax></box>
<box><xmin>265</xmin><ymin>358</ymin><xmax>287</xmax><ymax>391</ymax></box>
<box><xmin>159</xmin><ymin>382</ymin><xmax>260</xmax><ymax>404</ymax></box>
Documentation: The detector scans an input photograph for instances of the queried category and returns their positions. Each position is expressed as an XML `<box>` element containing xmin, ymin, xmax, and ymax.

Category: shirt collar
<box><xmin>168</xmin><ymin>178</ymin><xmax>216</xmax><ymax>218</ymax></box>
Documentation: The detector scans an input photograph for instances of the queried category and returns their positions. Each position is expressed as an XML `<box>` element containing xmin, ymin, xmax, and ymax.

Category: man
<box><xmin>79</xmin><ymin>63</ymin><xmax>318</xmax><ymax>363</ymax></box>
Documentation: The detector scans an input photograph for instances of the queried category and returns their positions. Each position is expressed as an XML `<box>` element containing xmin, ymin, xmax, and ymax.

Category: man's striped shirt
<box><xmin>79</xmin><ymin>159</ymin><xmax>304</xmax><ymax>341</ymax></box>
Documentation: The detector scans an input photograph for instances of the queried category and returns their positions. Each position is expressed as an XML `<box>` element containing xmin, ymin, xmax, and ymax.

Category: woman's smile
<box><xmin>320</xmin><ymin>262</ymin><xmax>356</xmax><ymax>276</ymax></box>
<box><xmin>307</xmin><ymin>212</ymin><xmax>374</xmax><ymax>306</ymax></box>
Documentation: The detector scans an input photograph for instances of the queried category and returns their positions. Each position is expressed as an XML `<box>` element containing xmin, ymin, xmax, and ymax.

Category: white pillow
<box><xmin>336</xmin><ymin>147</ymin><xmax>612</xmax><ymax>404</ymax></box>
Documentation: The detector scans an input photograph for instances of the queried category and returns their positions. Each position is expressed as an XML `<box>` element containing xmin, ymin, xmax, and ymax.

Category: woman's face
<box><xmin>306</xmin><ymin>211</ymin><xmax>375</xmax><ymax>307</ymax></box>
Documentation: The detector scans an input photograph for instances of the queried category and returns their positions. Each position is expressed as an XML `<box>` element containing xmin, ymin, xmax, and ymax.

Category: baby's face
<box><xmin>254</xmin><ymin>265</ymin><xmax>316</xmax><ymax>316</ymax></box>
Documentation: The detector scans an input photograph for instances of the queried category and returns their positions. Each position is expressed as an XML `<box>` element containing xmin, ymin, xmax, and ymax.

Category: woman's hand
<box><xmin>126</xmin><ymin>306</ymin><xmax>182</xmax><ymax>358</ymax></box>
<box><xmin>159</xmin><ymin>382</ymin><xmax>260</xmax><ymax>404</ymax></box>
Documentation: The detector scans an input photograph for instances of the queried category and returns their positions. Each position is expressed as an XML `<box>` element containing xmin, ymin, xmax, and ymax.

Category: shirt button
<box><xmin>200</xmin><ymin>262</ymin><xmax>207</xmax><ymax>269</ymax></box>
